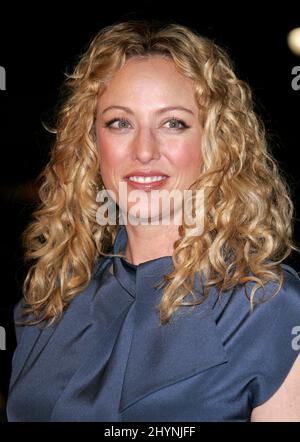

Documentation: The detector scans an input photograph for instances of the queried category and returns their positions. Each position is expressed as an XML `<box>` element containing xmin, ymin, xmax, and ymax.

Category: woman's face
<box><xmin>95</xmin><ymin>55</ymin><xmax>203</xmax><ymax>224</ymax></box>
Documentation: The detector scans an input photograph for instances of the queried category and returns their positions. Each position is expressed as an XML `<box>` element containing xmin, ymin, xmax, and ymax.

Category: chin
<box><xmin>125</xmin><ymin>208</ymin><xmax>164</xmax><ymax>225</ymax></box>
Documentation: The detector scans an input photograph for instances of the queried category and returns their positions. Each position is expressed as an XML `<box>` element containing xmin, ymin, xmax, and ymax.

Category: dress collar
<box><xmin>110</xmin><ymin>230</ymin><xmax>228</xmax><ymax>413</ymax></box>
<box><xmin>112</xmin><ymin>225</ymin><xmax>174</xmax><ymax>301</ymax></box>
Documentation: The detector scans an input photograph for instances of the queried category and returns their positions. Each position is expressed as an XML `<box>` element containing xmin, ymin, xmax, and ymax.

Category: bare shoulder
<box><xmin>251</xmin><ymin>352</ymin><xmax>300</xmax><ymax>422</ymax></box>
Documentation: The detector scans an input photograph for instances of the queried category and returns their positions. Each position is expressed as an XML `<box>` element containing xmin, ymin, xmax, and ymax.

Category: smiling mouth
<box><xmin>123</xmin><ymin>175</ymin><xmax>169</xmax><ymax>191</ymax></box>
<box><xmin>127</xmin><ymin>175</ymin><xmax>168</xmax><ymax>183</ymax></box>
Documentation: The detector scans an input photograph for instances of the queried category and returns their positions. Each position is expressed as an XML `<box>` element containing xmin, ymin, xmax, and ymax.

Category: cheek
<box><xmin>170</xmin><ymin>139</ymin><xmax>202</xmax><ymax>172</ymax></box>
<box><xmin>97</xmin><ymin>132</ymin><xmax>125</xmax><ymax>171</ymax></box>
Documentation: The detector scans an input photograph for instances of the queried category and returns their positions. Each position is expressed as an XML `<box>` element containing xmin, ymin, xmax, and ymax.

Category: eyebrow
<box><xmin>101</xmin><ymin>105</ymin><xmax>194</xmax><ymax>116</ymax></box>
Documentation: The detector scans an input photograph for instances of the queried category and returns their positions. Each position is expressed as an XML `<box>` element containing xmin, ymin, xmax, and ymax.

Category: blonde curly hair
<box><xmin>19</xmin><ymin>19</ymin><xmax>299</xmax><ymax>327</ymax></box>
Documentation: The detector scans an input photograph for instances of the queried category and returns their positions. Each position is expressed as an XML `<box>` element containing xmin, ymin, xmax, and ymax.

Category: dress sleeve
<box><xmin>249</xmin><ymin>264</ymin><xmax>300</xmax><ymax>409</ymax></box>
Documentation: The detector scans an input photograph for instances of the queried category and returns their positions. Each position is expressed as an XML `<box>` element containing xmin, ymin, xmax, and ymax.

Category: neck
<box><xmin>122</xmin><ymin>224</ymin><xmax>180</xmax><ymax>266</ymax></box>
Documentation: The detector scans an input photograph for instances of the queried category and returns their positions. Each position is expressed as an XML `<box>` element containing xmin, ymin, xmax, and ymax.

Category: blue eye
<box><xmin>104</xmin><ymin>117</ymin><xmax>190</xmax><ymax>130</ymax></box>
<box><xmin>105</xmin><ymin>118</ymin><xmax>130</xmax><ymax>129</ymax></box>
<box><xmin>166</xmin><ymin>118</ymin><xmax>188</xmax><ymax>129</ymax></box>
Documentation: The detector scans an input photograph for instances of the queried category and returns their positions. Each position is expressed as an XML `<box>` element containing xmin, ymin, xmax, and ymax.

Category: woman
<box><xmin>6</xmin><ymin>19</ymin><xmax>300</xmax><ymax>422</ymax></box>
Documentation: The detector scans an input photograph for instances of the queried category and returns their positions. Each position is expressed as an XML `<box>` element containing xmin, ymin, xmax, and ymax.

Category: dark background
<box><xmin>0</xmin><ymin>1</ymin><xmax>299</xmax><ymax>420</ymax></box>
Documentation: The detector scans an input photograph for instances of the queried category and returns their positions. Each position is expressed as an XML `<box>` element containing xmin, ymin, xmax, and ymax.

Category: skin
<box><xmin>95</xmin><ymin>54</ymin><xmax>300</xmax><ymax>422</ymax></box>
<box><xmin>250</xmin><ymin>353</ymin><xmax>300</xmax><ymax>421</ymax></box>
<box><xmin>96</xmin><ymin>55</ymin><xmax>203</xmax><ymax>265</ymax></box>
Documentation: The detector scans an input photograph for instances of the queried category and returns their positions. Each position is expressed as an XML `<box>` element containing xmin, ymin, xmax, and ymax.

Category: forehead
<box><xmin>113</xmin><ymin>55</ymin><xmax>182</xmax><ymax>77</ymax></box>
<box><xmin>98</xmin><ymin>55</ymin><xmax>197</xmax><ymax>108</ymax></box>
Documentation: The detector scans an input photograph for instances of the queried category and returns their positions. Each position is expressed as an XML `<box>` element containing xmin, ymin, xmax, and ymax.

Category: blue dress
<box><xmin>6</xmin><ymin>225</ymin><xmax>300</xmax><ymax>421</ymax></box>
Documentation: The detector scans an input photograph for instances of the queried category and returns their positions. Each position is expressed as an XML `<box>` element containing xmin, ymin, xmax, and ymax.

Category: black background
<box><xmin>0</xmin><ymin>1</ymin><xmax>299</xmax><ymax>420</ymax></box>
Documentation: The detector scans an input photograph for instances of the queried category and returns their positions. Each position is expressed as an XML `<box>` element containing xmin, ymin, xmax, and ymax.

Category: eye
<box><xmin>164</xmin><ymin>117</ymin><xmax>189</xmax><ymax>130</ymax></box>
<box><xmin>104</xmin><ymin>117</ymin><xmax>130</xmax><ymax>130</ymax></box>
<box><xmin>104</xmin><ymin>116</ymin><xmax>190</xmax><ymax>131</ymax></box>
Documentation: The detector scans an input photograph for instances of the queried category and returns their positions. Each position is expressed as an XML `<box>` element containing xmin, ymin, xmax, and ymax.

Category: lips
<box><xmin>124</xmin><ymin>170</ymin><xmax>169</xmax><ymax>179</ymax></box>
<box><xmin>123</xmin><ymin>172</ymin><xmax>169</xmax><ymax>192</ymax></box>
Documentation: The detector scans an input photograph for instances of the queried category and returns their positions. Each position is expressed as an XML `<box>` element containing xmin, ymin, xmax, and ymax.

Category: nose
<box><xmin>131</xmin><ymin>126</ymin><xmax>161</xmax><ymax>163</ymax></box>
